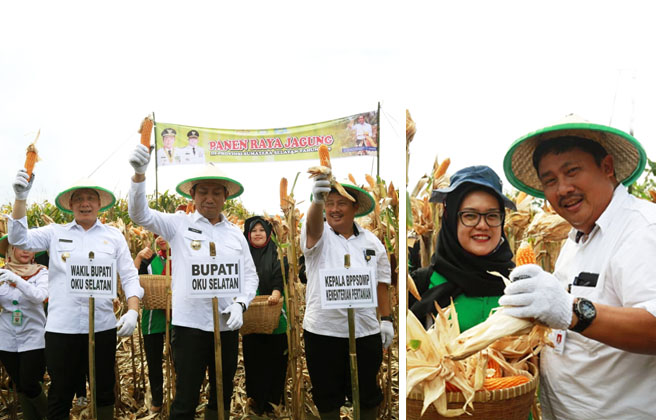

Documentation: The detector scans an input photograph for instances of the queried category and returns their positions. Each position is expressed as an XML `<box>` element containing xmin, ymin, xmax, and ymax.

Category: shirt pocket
<box><xmin>55</xmin><ymin>240</ymin><xmax>76</xmax><ymax>261</ymax></box>
<box><xmin>220</xmin><ymin>238</ymin><xmax>243</xmax><ymax>259</ymax></box>
<box><xmin>182</xmin><ymin>231</ymin><xmax>208</xmax><ymax>257</ymax></box>
<box><xmin>94</xmin><ymin>243</ymin><xmax>116</xmax><ymax>260</ymax></box>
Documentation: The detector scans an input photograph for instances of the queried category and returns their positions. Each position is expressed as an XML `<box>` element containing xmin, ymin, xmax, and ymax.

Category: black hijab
<box><xmin>410</xmin><ymin>183</ymin><xmax>514</xmax><ymax>319</ymax></box>
<box><xmin>244</xmin><ymin>216</ymin><xmax>283</xmax><ymax>295</ymax></box>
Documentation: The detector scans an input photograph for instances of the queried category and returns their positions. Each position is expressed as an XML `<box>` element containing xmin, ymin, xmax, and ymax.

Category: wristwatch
<box><xmin>570</xmin><ymin>298</ymin><xmax>596</xmax><ymax>333</ymax></box>
<box><xmin>381</xmin><ymin>315</ymin><xmax>394</xmax><ymax>322</ymax></box>
<box><xmin>238</xmin><ymin>302</ymin><xmax>247</xmax><ymax>313</ymax></box>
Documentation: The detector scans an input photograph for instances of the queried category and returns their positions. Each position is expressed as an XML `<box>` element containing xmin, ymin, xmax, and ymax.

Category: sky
<box><xmin>406</xmin><ymin>2</ymin><xmax>656</xmax><ymax>196</ymax></box>
<box><xmin>0</xmin><ymin>1</ymin><xmax>404</xmax><ymax>216</ymax></box>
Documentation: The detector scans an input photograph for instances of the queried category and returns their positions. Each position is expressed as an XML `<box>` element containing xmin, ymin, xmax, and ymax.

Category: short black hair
<box><xmin>532</xmin><ymin>136</ymin><xmax>609</xmax><ymax>172</ymax></box>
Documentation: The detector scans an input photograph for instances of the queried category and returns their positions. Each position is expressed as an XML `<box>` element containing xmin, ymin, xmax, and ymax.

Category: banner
<box><xmin>154</xmin><ymin>110</ymin><xmax>378</xmax><ymax>165</ymax></box>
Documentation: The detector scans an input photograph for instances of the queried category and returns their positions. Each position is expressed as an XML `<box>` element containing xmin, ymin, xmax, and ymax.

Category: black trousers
<box><xmin>143</xmin><ymin>332</ymin><xmax>165</xmax><ymax>407</ymax></box>
<box><xmin>45</xmin><ymin>329</ymin><xmax>117</xmax><ymax>420</ymax></box>
<box><xmin>242</xmin><ymin>333</ymin><xmax>288</xmax><ymax>413</ymax></box>
<box><xmin>170</xmin><ymin>326</ymin><xmax>239</xmax><ymax>420</ymax></box>
<box><xmin>0</xmin><ymin>349</ymin><xmax>46</xmax><ymax>397</ymax></box>
<box><xmin>303</xmin><ymin>330</ymin><xmax>383</xmax><ymax>413</ymax></box>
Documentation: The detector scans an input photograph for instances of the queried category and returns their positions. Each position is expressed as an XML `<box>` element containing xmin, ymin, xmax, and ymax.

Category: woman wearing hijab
<box><xmin>242</xmin><ymin>216</ymin><xmax>288</xmax><ymax>417</ymax></box>
<box><xmin>410</xmin><ymin>166</ymin><xmax>517</xmax><ymax>331</ymax></box>
<box><xmin>134</xmin><ymin>234</ymin><xmax>170</xmax><ymax>413</ymax></box>
<box><xmin>0</xmin><ymin>236</ymin><xmax>48</xmax><ymax>420</ymax></box>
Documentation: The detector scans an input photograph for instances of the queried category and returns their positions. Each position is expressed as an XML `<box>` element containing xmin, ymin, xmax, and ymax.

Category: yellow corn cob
<box><xmin>434</xmin><ymin>157</ymin><xmax>451</xmax><ymax>179</ymax></box>
<box><xmin>515</xmin><ymin>241</ymin><xmax>536</xmax><ymax>266</ymax></box>
<box><xmin>348</xmin><ymin>173</ymin><xmax>357</xmax><ymax>185</ymax></box>
<box><xmin>280</xmin><ymin>178</ymin><xmax>289</xmax><ymax>208</ymax></box>
<box><xmin>365</xmin><ymin>174</ymin><xmax>376</xmax><ymax>190</ymax></box>
<box><xmin>318</xmin><ymin>144</ymin><xmax>331</xmax><ymax>168</ymax></box>
<box><xmin>649</xmin><ymin>189</ymin><xmax>656</xmax><ymax>203</ymax></box>
<box><xmin>139</xmin><ymin>116</ymin><xmax>154</xmax><ymax>147</ymax></box>
<box><xmin>24</xmin><ymin>130</ymin><xmax>41</xmax><ymax>179</ymax></box>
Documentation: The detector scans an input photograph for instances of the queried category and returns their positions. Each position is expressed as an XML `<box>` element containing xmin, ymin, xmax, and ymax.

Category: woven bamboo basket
<box><xmin>406</xmin><ymin>367</ymin><xmax>538</xmax><ymax>420</ymax></box>
<box><xmin>139</xmin><ymin>274</ymin><xmax>171</xmax><ymax>310</ymax></box>
<box><xmin>240</xmin><ymin>295</ymin><xmax>283</xmax><ymax>335</ymax></box>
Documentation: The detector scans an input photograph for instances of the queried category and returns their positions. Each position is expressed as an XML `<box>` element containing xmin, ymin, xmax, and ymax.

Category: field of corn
<box><xmin>0</xmin><ymin>164</ymin><xmax>400</xmax><ymax>419</ymax></box>
<box><xmin>405</xmin><ymin>109</ymin><xmax>656</xmax><ymax>418</ymax></box>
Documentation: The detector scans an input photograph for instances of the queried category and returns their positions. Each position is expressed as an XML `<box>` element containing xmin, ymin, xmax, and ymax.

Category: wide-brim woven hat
<box><xmin>311</xmin><ymin>183</ymin><xmax>376</xmax><ymax>218</ymax></box>
<box><xmin>55</xmin><ymin>179</ymin><xmax>116</xmax><ymax>214</ymax></box>
<box><xmin>176</xmin><ymin>164</ymin><xmax>244</xmax><ymax>200</ymax></box>
<box><xmin>0</xmin><ymin>234</ymin><xmax>46</xmax><ymax>258</ymax></box>
<box><xmin>503</xmin><ymin>114</ymin><xmax>647</xmax><ymax>198</ymax></box>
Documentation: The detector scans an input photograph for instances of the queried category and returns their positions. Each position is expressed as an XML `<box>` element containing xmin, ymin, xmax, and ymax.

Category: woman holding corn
<box><xmin>241</xmin><ymin>216</ymin><xmax>288</xmax><ymax>418</ymax></box>
<box><xmin>0</xmin><ymin>235</ymin><xmax>48</xmax><ymax>420</ymax></box>
<box><xmin>410</xmin><ymin>165</ymin><xmax>516</xmax><ymax>331</ymax></box>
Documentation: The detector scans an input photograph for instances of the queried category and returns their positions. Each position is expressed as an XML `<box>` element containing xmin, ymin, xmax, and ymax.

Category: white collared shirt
<box><xmin>0</xmin><ymin>268</ymin><xmax>48</xmax><ymax>352</ymax></box>
<box><xmin>352</xmin><ymin>122</ymin><xmax>372</xmax><ymax>140</ymax></box>
<box><xmin>301</xmin><ymin>221</ymin><xmax>391</xmax><ymax>338</ymax></box>
<box><xmin>8</xmin><ymin>218</ymin><xmax>143</xmax><ymax>334</ymax></box>
<box><xmin>540</xmin><ymin>185</ymin><xmax>656</xmax><ymax>420</ymax></box>
<box><xmin>128</xmin><ymin>180</ymin><xmax>258</xmax><ymax>332</ymax></box>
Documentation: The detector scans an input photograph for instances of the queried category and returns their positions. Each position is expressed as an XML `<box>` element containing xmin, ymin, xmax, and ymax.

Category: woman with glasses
<box><xmin>410</xmin><ymin>165</ymin><xmax>517</xmax><ymax>331</ymax></box>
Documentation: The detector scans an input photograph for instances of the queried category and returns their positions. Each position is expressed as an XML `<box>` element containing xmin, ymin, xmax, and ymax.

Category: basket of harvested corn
<box><xmin>406</xmin><ymin>363</ymin><xmax>539</xmax><ymax>420</ymax></box>
<box><xmin>240</xmin><ymin>295</ymin><xmax>283</xmax><ymax>335</ymax></box>
<box><xmin>139</xmin><ymin>274</ymin><xmax>171</xmax><ymax>310</ymax></box>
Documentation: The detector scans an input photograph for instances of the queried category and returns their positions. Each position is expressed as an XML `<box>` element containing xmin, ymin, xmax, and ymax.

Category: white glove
<box><xmin>0</xmin><ymin>269</ymin><xmax>21</xmax><ymax>285</ymax></box>
<box><xmin>13</xmin><ymin>169</ymin><xmax>34</xmax><ymax>200</ymax></box>
<box><xmin>116</xmin><ymin>309</ymin><xmax>139</xmax><ymax>337</ymax></box>
<box><xmin>380</xmin><ymin>320</ymin><xmax>394</xmax><ymax>349</ymax></box>
<box><xmin>499</xmin><ymin>264</ymin><xmax>574</xmax><ymax>330</ymax></box>
<box><xmin>312</xmin><ymin>175</ymin><xmax>332</xmax><ymax>204</ymax></box>
<box><xmin>129</xmin><ymin>144</ymin><xmax>151</xmax><ymax>174</ymax></box>
<box><xmin>222</xmin><ymin>302</ymin><xmax>244</xmax><ymax>330</ymax></box>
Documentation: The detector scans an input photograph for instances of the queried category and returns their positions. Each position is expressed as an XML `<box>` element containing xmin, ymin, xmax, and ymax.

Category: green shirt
<box><xmin>141</xmin><ymin>255</ymin><xmax>170</xmax><ymax>335</ymax></box>
<box><xmin>429</xmin><ymin>271</ymin><xmax>500</xmax><ymax>332</ymax></box>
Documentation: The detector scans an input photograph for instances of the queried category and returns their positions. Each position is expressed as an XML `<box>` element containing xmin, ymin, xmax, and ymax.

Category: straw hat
<box><xmin>176</xmin><ymin>164</ymin><xmax>244</xmax><ymax>200</ymax></box>
<box><xmin>312</xmin><ymin>183</ymin><xmax>376</xmax><ymax>218</ymax></box>
<box><xmin>55</xmin><ymin>178</ymin><xmax>116</xmax><ymax>214</ymax></box>
<box><xmin>342</xmin><ymin>183</ymin><xmax>376</xmax><ymax>217</ymax></box>
<box><xmin>0</xmin><ymin>234</ymin><xmax>46</xmax><ymax>258</ymax></box>
<box><xmin>503</xmin><ymin>114</ymin><xmax>647</xmax><ymax>198</ymax></box>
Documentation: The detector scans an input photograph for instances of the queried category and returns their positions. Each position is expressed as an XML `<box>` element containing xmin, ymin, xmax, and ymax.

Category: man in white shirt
<box><xmin>176</xmin><ymin>129</ymin><xmax>206</xmax><ymax>164</ymax></box>
<box><xmin>129</xmin><ymin>144</ymin><xmax>258</xmax><ymax>420</ymax></box>
<box><xmin>303</xmin><ymin>174</ymin><xmax>394</xmax><ymax>420</ymax></box>
<box><xmin>157</xmin><ymin>127</ymin><xmax>177</xmax><ymax>166</ymax></box>
<box><xmin>501</xmin><ymin>115</ymin><xmax>656</xmax><ymax>420</ymax></box>
<box><xmin>9</xmin><ymin>171</ymin><xmax>143</xmax><ymax>420</ymax></box>
<box><xmin>351</xmin><ymin>115</ymin><xmax>373</xmax><ymax>149</ymax></box>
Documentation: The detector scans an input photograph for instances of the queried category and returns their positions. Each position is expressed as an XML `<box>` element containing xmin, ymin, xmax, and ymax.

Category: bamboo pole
<box><xmin>89</xmin><ymin>297</ymin><xmax>97</xmax><ymax>419</ymax></box>
<box><xmin>137</xmin><ymin>319</ymin><xmax>147</xmax><ymax>403</ymax></box>
<box><xmin>164</xmin><ymin>248</ymin><xmax>174</xmax><ymax>411</ymax></box>
<box><xmin>347</xmin><ymin>308</ymin><xmax>360</xmax><ymax>420</ymax></box>
<box><xmin>129</xmin><ymin>335</ymin><xmax>139</xmax><ymax>400</ymax></box>
<box><xmin>212</xmin><ymin>297</ymin><xmax>225</xmax><ymax>420</ymax></box>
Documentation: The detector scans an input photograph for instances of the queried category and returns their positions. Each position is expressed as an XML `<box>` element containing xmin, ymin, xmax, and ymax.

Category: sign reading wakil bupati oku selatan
<box><xmin>154</xmin><ymin>110</ymin><xmax>378</xmax><ymax>166</ymax></box>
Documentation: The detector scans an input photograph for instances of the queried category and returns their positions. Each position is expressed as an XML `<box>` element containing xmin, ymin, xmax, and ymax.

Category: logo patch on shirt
<box><xmin>59</xmin><ymin>239</ymin><xmax>73</xmax><ymax>243</ymax></box>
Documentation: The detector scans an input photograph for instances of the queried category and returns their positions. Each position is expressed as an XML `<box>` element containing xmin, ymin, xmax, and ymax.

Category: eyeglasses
<box><xmin>457</xmin><ymin>210</ymin><xmax>503</xmax><ymax>227</ymax></box>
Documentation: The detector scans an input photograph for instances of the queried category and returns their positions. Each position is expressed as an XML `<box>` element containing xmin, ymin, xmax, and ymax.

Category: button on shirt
<box><xmin>129</xmin><ymin>180</ymin><xmax>258</xmax><ymax>332</ymax></box>
<box><xmin>8</xmin><ymin>217</ymin><xmax>143</xmax><ymax>334</ymax></box>
<box><xmin>0</xmin><ymin>268</ymin><xmax>48</xmax><ymax>352</ymax></box>
<box><xmin>540</xmin><ymin>185</ymin><xmax>656</xmax><ymax>420</ymax></box>
<box><xmin>301</xmin><ymin>221</ymin><xmax>391</xmax><ymax>338</ymax></box>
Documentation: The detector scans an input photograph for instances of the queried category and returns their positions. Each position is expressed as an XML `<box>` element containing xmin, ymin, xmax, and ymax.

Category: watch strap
<box><xmin>570</xmin><ymin>298</ymin><xmax>595</xmax><ymax>333</ymax></box>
